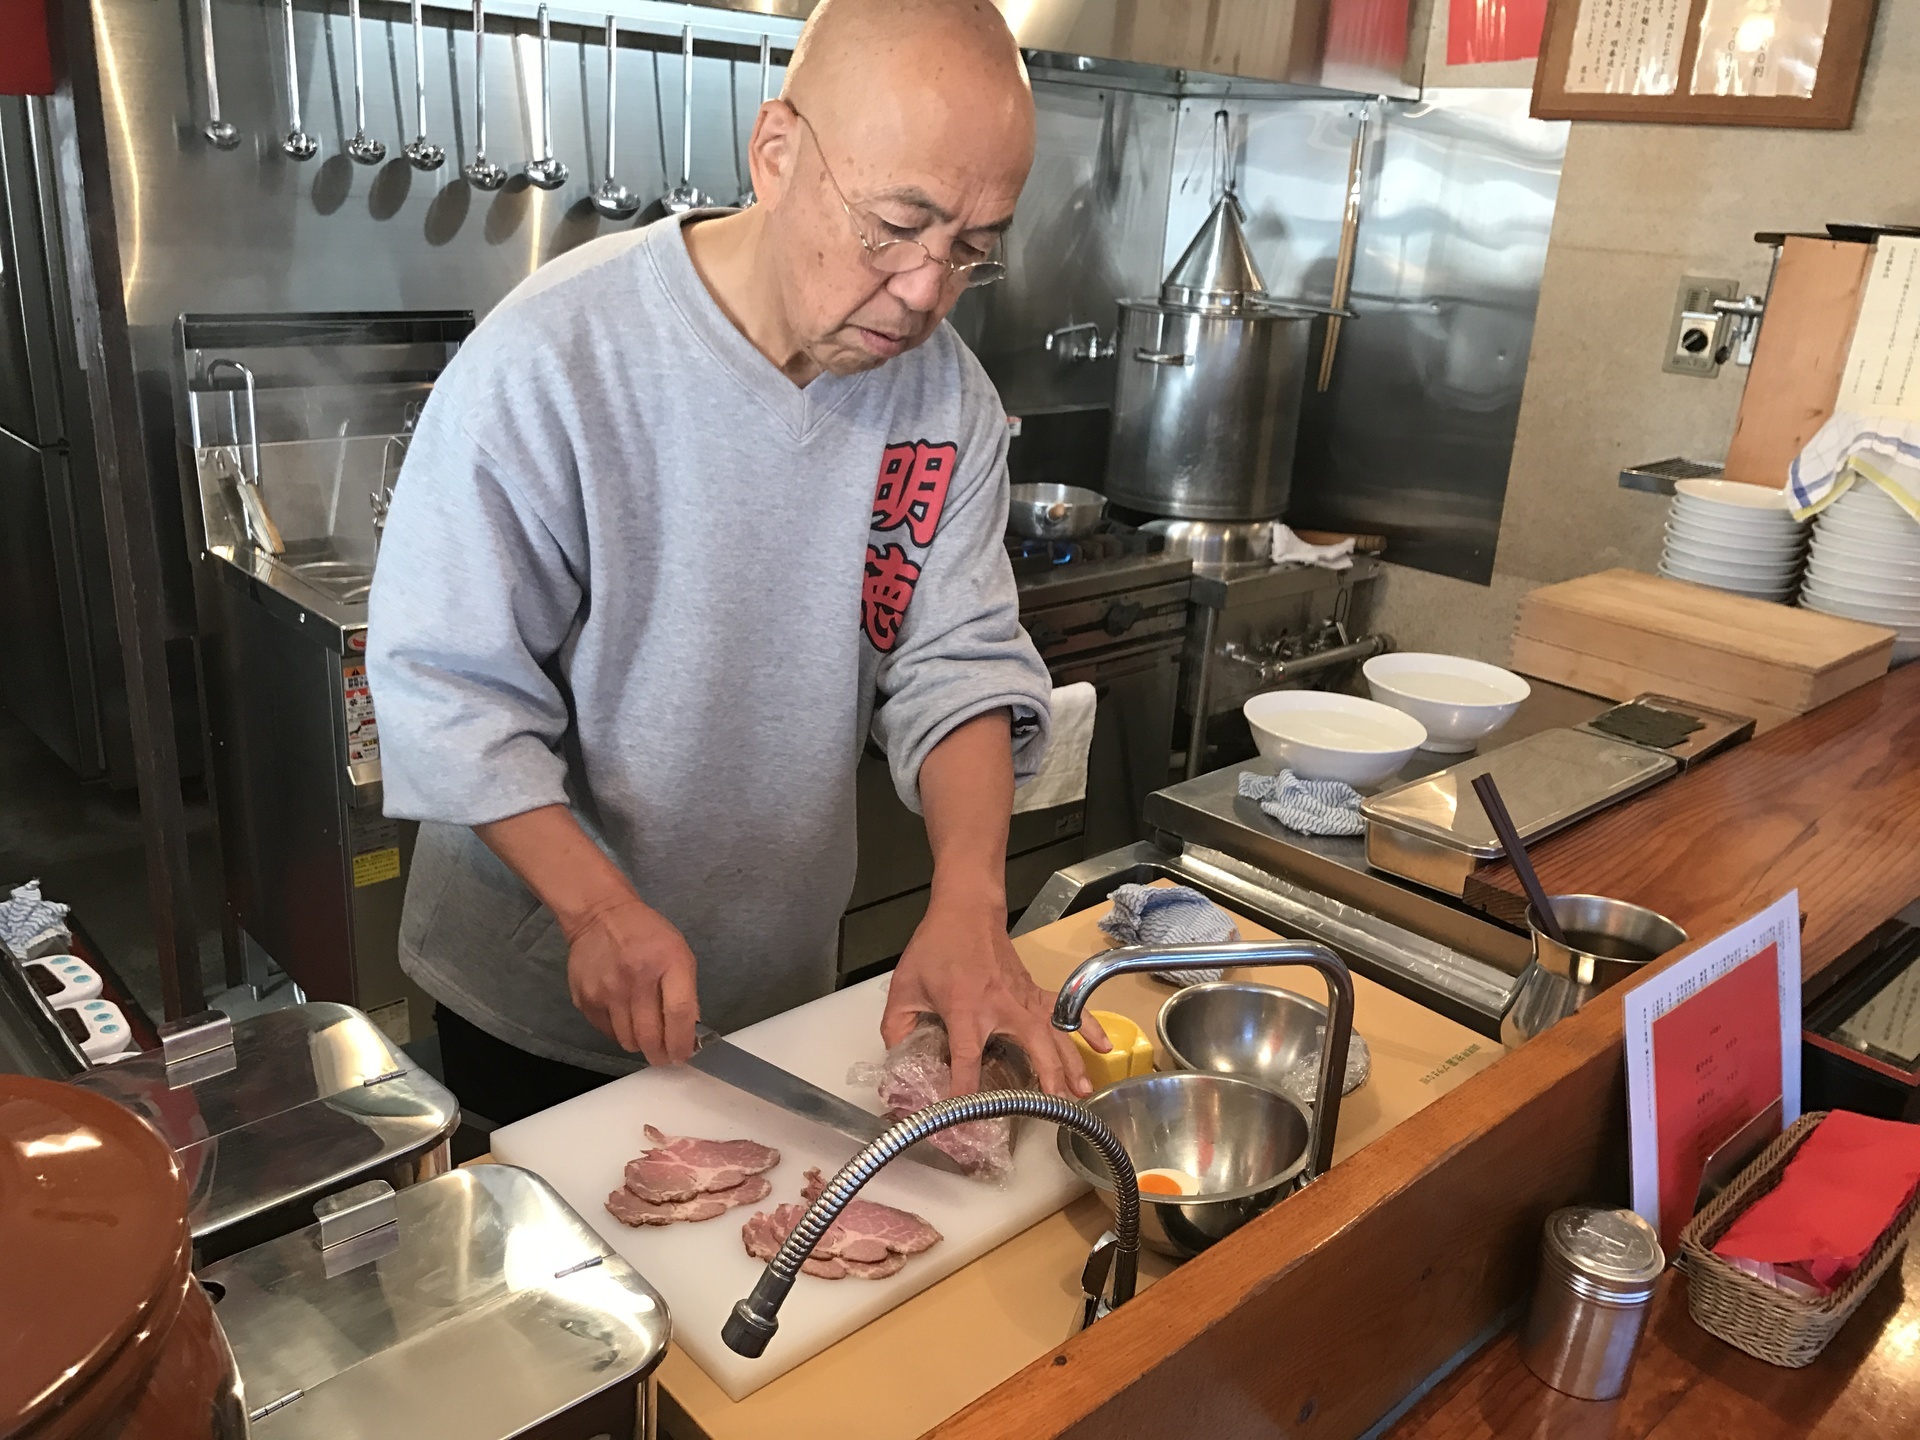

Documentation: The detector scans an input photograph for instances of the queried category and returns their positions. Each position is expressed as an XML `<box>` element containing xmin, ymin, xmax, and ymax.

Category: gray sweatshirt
<box><xmin>366</xmin><ymin>214</ymin><xmax>1050</xmax><ymax>1071</ymax></box>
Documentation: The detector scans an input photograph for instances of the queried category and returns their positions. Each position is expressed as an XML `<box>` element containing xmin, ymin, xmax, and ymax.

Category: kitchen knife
<box><xmin>688</xmin><ymin>1025</ymin><xmax>968</xmax><ymax>1176</ymax></box>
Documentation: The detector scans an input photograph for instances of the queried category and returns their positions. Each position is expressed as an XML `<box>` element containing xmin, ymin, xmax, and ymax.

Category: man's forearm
<box><xmin>918</xmin><ymin>710</ymin><xmax>1014</xmax><ymax>910</ymax></box>
<box><xmin>476</xmin><ymin>804</ymin><xmax>641</xmax><ymax>939</ymax></box>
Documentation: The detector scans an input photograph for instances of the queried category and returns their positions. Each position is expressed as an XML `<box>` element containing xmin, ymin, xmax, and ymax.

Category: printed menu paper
<box><xmin>1690</xmin><ymin>0</ymin><xmax>1831</xmax><ymax>98</ymax></box>
<box><xmin>1838</xmin><ymin>239</ymin><xmax>1920</xmax><ymax>423</ymax></box>
<box><xmin>1564</xmin><ymin>0</ymin><xmax>1689</xmax><ymax>95</ymax></box>
<box><xmin>1625</xmin><ymin>892</ymin><xmax>1802</xmax><ymax>1254</ymax></box>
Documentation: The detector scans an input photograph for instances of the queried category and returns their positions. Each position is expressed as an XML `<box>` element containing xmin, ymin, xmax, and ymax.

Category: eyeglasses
<box><xmin>786</xmin><ymin>104</ymin><xmax>1007</xmax><ymax>290</ymax></box>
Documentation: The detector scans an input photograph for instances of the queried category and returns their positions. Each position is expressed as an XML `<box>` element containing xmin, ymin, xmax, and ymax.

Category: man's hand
<box><xmin>477</xmin><ymin>804</ymin><xmax>701</xmax><ymax>1065</ymax></box>
<box><xmin>885</xmin><ymin>892</ymin><xmax>1107</xmax><ymax>1098</ymax></box>
<box><xmin>562</xmin><ymin>895</ymin><xmax>701</xmax><ymax>1065</ymax></box>
<box><xmin>894</xmin><ymin>711</ymin><xmax>1110</xmax><ymax>1098</ymax></box>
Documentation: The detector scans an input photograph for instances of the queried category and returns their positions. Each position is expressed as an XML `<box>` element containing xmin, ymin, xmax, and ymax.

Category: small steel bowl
<box><xmin>1157</xmin><ymin>982</ymin><xmax>1367</xmax><ymax>1104</ymax></box>
<box><xmin>1007</xmin><ymin>482</ymin><xmax>1106</xmax><ymax>540</ymax></box>
<box><xmin>1057</xmin><ymin>1071</ymin><xmax>1310</xmax><ymax>1259</ymax></box>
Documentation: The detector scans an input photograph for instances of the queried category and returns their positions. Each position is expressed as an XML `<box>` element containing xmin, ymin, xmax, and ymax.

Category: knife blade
<box><xmin>688</xmin><ymin>1026</ymin><xmax>968</xmax><ymax>1176</ymax></box>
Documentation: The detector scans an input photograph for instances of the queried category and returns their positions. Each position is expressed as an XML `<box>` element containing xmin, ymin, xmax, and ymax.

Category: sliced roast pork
<box><xmin>605</xmin><ymin>1126</ymin><xmax>782</xmax><ymax>1227</ymax></box>
<box><xmin>739</xmin><ymin>1168</ymin><xmax>942</xmax><ymax>1280</ymax></box>
<box><xmin>865</xmin><ymin>1018</ymin><xmax>1035</xmax><ymax>1182</ymax></box>
<box><xmin>619</xmin><ymin>1125</ymin><xmax>781</xmax><ymax>1203</ymax></box>
<box><xmin>606</xmin><ymin>1172</ymin><xmax>771</xmax><ymax>1228</ymax></box>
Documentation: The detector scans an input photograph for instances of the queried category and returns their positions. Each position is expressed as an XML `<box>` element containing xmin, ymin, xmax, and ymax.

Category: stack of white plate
<box><xmin>1658</xmin><ymin>478</ymin><xmax>1808</xmax><ymax>601</ymax></box>
<box><xmin>1799</xmin><ymin>482</ymin><xmax>1920</xmax><ymax>664</ymax></box>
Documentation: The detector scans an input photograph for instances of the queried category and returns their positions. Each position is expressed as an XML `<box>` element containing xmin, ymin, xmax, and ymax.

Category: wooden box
<box><xmin>1511</xmin><ymin>570</ymin><xmax>1894</xmax><ymax>730</ymax></box>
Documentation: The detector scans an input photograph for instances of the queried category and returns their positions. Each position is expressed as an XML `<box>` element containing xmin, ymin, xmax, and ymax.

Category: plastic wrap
<box><xmin>849</xmin><ymin>1017</ymin><xmax>1034</xmax><ymax>1186</ymax></box>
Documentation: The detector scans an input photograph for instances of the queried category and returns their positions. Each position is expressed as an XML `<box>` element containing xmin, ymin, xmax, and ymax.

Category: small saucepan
<box><xmin>1008</xmin><ymin>483</ymin><xmax>1106</xmax><ymax>540</ymax></box>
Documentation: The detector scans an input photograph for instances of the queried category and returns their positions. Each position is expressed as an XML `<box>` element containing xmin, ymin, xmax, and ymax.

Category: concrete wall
<box><xmin>1368</xmin><ymin>2</ymin><xmax>1919</xmax><ymax>660</ymax></box>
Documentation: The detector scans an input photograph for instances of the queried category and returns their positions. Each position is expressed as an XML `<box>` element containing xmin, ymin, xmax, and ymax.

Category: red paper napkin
<box><xmin>1714</xmin><ymin>1111</ymin><xmax>1920</xmax><ymax>1293</ymax></box>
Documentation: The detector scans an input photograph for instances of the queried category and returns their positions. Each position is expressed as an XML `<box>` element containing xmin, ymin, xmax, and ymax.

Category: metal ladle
<box><xmin>277</xmin><ymin>0</ymin><xmax>318</xmax><ymax>159</ymax></box>
<box><xmin>198</xmin><ymin>0</ymin><xmax>240</xmax><ymax>149</ymax></box>
<box><xmin>403</xmin><ymin>0</ymin><xmax>445</xmax><ymax>170</ymax></box>
<box><xmin>345</xmin><ymin>0</ymin><xmax>386</xmax><ymax>165</ymax></box>
<box><xmin>662</xmin><ymin>24</ymin><xmax>707</xmax><ymax>212</ymax></box>
<box><xmin>462</xmin><ymin>0</ymin><xmax>507</xmax><ymax>190</ymax></box>
<box><xmin>732</xmin><ymin>34</ymin><xmax>771</xmax><ymax>208</ymax></box>
<box><xmin>589</xmin><ymin>16</ymin><xmax>638</xmax><ymax>218</ymax></box>
<box><xmin>521</xmin><ymin>4</ymin><xmax>569</xmax><ymax>190</ymax></box>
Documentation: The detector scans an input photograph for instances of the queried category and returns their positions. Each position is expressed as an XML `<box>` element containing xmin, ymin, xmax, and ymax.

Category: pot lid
<box><xmin>0</xmin><ymin>1076</ymin><xmax>192</xmax><ymax>1434</ymax></box>
<box><xmin>1544</xmin><ymin>1206</ymin><xmax>1665</xmax><ymax>1290</ymax></box>
<box><xmin>71</xmin><ymin>1002</ymin><xmax>459</xmax><ymax>1248</ymax></box>
<box><xmin>1160</xmin><ymin>193</ymin><xmax>1268</xmax><ymax>312</ymax></box>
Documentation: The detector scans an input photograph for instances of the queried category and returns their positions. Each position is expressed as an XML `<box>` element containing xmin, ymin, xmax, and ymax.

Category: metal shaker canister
<box><xmin>1519</xmin><ymin>1206</ymin><xmax>1665</xmax><ymax>1400</ymax></box>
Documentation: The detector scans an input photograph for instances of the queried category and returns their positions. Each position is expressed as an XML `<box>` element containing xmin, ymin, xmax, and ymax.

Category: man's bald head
<box><xmin>686</xmin><ymin>0</ymin><xmax>1034</xmax><ymax>383</ymax></box>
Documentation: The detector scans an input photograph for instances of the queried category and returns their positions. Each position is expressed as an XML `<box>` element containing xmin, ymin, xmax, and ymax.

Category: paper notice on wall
<box><xmin>1838</xmin><ymin>239</ymin><xmax>1920</xmax><ymax>423</ymax></box>
<box><xmin>1691</xmin><ymin>0</ymin><xmax>1831</xmax><ymax>98</ymax></box>
<box><xmin>1564</xmin><ymin>0</ymin><xmax>1689</xmax><ymax>94</ymax></box>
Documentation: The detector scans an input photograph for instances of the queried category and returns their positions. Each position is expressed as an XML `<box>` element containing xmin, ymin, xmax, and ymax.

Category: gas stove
<box><xmin>1009</xmin><ymin>520</ymin><xmax>1192</xmax><ymax>665</ymax></box>
<box><xmin>1005</xmin><ymin>520</ymin><xmax>1168</xmax><ymax>582</ymax></box>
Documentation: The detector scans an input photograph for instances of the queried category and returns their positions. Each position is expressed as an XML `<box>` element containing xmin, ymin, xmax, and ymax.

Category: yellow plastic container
<box><xmin>1072</xmin><ymin>1010</ymin><xmax>1157</xmax><ymax>1089</ymax></box>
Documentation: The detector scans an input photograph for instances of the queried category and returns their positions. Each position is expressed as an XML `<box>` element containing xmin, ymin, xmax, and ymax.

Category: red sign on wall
<box><xmin>1448</xmin><ymin>0</ymin><xmax>1549</xmax><ymax>66</ymax></box>
<box><xmin>1</xmin><ymin>0</ymin><xmax>57</xmax><ymax>95</ymax></box>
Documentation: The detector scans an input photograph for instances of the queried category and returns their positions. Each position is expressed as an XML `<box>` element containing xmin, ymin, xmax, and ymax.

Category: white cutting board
<box><xmin>490</xmin><ymin>974</ymin><xmax>1088</xmax><ymax>1400</ymax></box>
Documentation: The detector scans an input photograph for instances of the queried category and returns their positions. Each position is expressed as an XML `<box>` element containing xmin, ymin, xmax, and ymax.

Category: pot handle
<box><xmin>1133</xmin><ymin>348</ymin><xmax>1193</xmax><ymax>366</ymax></box>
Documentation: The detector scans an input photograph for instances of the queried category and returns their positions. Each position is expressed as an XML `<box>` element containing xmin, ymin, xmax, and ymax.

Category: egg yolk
<box><xmin>1138</xmin><ymin>1170</ymin><xmax>1189</xmax><ymax>1196</ymax></box>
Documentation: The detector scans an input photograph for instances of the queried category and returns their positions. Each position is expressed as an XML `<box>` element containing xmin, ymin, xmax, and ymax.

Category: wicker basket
<box><xmin>1677</xmin><ymin>1110</ymin><xmax>1920</xmax><ymax>1368</ymax></box>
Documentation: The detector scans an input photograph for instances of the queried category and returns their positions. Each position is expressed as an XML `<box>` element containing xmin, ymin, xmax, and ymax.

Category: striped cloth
<box><xmin>1238</xmin><ymin>768</ymin><xmax>1365</xmax><ymax>838</ymax></box>
<box><xmin>0</xmin><ymin>879</ymin><xmax>71</xmax><ymax>957</ymax></box>
<box><xmin>1788</xmin><ymin>410</ymin><xmax>1920</xmax><ymax>520</ymax></box>
<box><xmin>1097</xmin><ymin>883</ymin><xmax>1239</xmax><ymax>986</ymax></box>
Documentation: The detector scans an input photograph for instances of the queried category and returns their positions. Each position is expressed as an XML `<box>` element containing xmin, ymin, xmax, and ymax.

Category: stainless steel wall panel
<box><xmin>950</xmin><ymin>83</ymin><xmax>1175</xmax><ymax>418</ymax></box>
<box><xmin>1290</xmin><ymin>90</ymin><xmax>1567</xmax><ymax>583</ymax></box>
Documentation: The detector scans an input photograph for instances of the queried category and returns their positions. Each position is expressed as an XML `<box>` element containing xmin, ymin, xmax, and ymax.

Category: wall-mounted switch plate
<box><xmin>1664</xmin><ymin>276</ymin><xmax>1739</xmax><ymax>377</ymax></box>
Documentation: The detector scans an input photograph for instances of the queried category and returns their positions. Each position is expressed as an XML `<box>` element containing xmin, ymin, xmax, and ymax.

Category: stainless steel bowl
<box><xmin>1139</xmin><ymin>516</ymin><xmax>1271</xmax><ymax>570</ymax></box>
<box><xmin>1056</xmin><ymin>1071</ymin><xmax>1310</xmax><ymax>1259</ymax></box>
<box><xmin>1157</xmin><ymin>982</ymin><xmax>1367</xmax><ymax>1103</ymax></box>
<box><xmin>1501</xmin><ymin>895</ymin><xmax>1688</xmax><ymax>1048</ymax></box>
<box><xmin>1008</xmin><ymin>483</ymin><xmax>1106</xmax><ymax>540</ymax></box>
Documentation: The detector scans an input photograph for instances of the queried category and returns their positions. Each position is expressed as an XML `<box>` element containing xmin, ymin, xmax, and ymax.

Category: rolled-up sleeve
<box><xmin>366</xmin><ymin>411</ymin><xmax>583</xmax><ymax>827</ymax></box>
<box><xmin>869</xmin><ymin>371</ymin><xmax>1052</xmax><ymax>813</ymax></box>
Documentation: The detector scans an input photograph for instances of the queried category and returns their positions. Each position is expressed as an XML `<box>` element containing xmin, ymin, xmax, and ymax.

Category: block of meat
<box><xmin>621</xmin><ymin>1125</ymin><xmax>781</xmax><ymax>1203</ymax></box>
<box><xmin>857</xmin><ymin>1018</ymin><xmax>1035</xmax><ymax>1183</ymax></box>
<box><xmin>606</xmin><ymin>1172</ymin><xmax>771</xmax><ymax>1228</ymax></box>
<box><xmin>739</xmin><ymin>1170</ymin><xmax>943</xmax><ymax>1280</ymax></box>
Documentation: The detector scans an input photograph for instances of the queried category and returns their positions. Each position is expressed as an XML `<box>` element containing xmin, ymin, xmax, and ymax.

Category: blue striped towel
<box><xmin>1238</xmin><ymin>769</ymin><xmax>1365</xmax><ymax>837</ymax></box>
<box><xmin>1098</xmin><ymin>883</ymin><xmax>1239</xmax><ymax>986</ymax></box>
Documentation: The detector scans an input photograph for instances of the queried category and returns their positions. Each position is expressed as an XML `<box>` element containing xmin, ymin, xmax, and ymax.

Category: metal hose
<box><xmin>723</xmin><ymin>1089</ymin><xmax>1140</xmax><ymax>1357</ymax></box>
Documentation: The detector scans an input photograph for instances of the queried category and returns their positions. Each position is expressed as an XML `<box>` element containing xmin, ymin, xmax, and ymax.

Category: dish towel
<box><xmin>1238</xmin><ymin>769</ymin><xmax>1366</xmax><ymax>837</ymax></box>
<box><xmin>1788</xmin><ymin>410</ymin><xmax>1920</xmax><ymax>520</ymax></box>
<box><xmin>1012</xmin><ymin>682</ymin><xmax>1097</xmax><ymax>814</ymax></box>
<box><xmin>0</xmin><ymin>879</ymin><xmax>71</xmax><ymax>958</ymax></box>
<box><xmin>1097</xmin><ymin>883</ymin><xmax>1240</xmax><ymax>986</ymax></box>
<box><xmin>1269</xmin><ymin>524</ymin><xmax>1356</xmax><ymax>571</ymax></box>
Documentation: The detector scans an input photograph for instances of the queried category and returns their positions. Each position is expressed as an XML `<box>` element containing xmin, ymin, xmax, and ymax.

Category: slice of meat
<box><xmin>868</xmin><ymin>1019</ymin><xmax>1034</xmax><ymax>1182</ymax></box>
<box><xmin>621</xmin><ymin>1125</ymin><xmax>781</xmax><ymax>1203</ymax></box>
<box><xmin>607</xmin><ymin>1172</ymin><xmax>772</xmax><ymax>1227</ymax></box>
<box><xmin>738</xmin><ymin>1174</ymin><xmax>943</xmax><ymax>1280</ymax></box>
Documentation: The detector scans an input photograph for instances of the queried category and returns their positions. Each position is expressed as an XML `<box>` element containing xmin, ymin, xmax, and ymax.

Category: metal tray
<box><xmin>1362</xmin><ymin>729</ymin><xmax>1679</xmax><ymax>896</ymax></box>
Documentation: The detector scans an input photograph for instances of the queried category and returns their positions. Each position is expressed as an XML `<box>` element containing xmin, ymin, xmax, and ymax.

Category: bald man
<box><xmin>368</xmin><ymin>0</ymin><xmax>1108</xmax><ymax>1125</ymax></box>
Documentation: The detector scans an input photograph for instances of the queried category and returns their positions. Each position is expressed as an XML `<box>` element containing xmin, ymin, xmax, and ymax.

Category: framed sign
<box><xmin>1531</xmin><ymin>0</ymin><xmax>1880</xmax><ymax>128</ymax></box>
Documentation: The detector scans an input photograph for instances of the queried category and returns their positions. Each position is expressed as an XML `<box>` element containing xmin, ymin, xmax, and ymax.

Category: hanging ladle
<box><xmin>462</xmin><ymin>0</ymin><xmax>507</xmax><ymax>190</ymax></box>
<box><xmin>1470</xmin><ymin>773</ymin><xmax>1570</xmax><ymax>946</ymax></box>
<box><xmin>403</xmin><ymin>0</ymin><xmax>445</xmax><ymax>170</ymax></box>
<box><xmin>521</xmin><ymin>3</ymin><xmax>569</xmax><ymax>190</ymax></box>
<box><xmin>589</xmin><ymin>16</ymin><xmax>639</xmax><ymax>218</ymax></box>
<box><xmin>197</xmin><ymin>0</ymin><xmax>240</xmax><ymax>149</ymax></box>
<box><xmin>732</xmin><ymin>34</ymin><xmax>771</xmax><ymax>207</ymax></box>
<box><xmin>345</xmin><ymin>0</ymin><xmax>386</xmax><ymax>165</ymax></box>
<box><xmin>662</xmin><ymin>24</ymin><xmax>708</xmax><ymax>212</ymax></box>
<box><xmin>276</xmin><ymin>0</ymin><xmax>318</xmax><ymax>159</ymax></box>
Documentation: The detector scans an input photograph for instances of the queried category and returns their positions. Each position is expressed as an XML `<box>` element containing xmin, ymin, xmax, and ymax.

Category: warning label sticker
<box><xmin>352</xmin><ymin>847</ymin><xmax>402</xmax><ymax>887</ymax></box>
<box><xmin>344</xmin><ymin>664</ymin><xmax>380</xmax><ymax>765</ymax></box>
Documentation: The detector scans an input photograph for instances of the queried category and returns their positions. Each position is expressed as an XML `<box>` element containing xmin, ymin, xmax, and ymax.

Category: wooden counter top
<box><xmin>1388</xmin><ymin>1242</ymin><xmax>1920</xmax><ymax>1438</ymax></box>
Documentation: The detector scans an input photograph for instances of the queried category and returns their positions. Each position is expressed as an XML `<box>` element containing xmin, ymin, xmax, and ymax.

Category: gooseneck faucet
<box><xmin>723</xmin><ymin>1090</ymin><xmax>1140</xmax><ymax>1358</ymax></box>
<box><xmin>1053</xmin><ymin>939</ymin><xmax>1355</xmax><ymax>1181</ymax></box>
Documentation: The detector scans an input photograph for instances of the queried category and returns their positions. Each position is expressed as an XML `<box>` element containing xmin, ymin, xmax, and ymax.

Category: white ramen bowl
<box><xmin>1363</xmin><ymin>652</ymin><xmax>1531</xmax><ymax>754</ymax></box>
<box><xmin>1242</xmin><ymin>691</ymin><xmax>1427</xmax><ymax>788</ymax></box>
